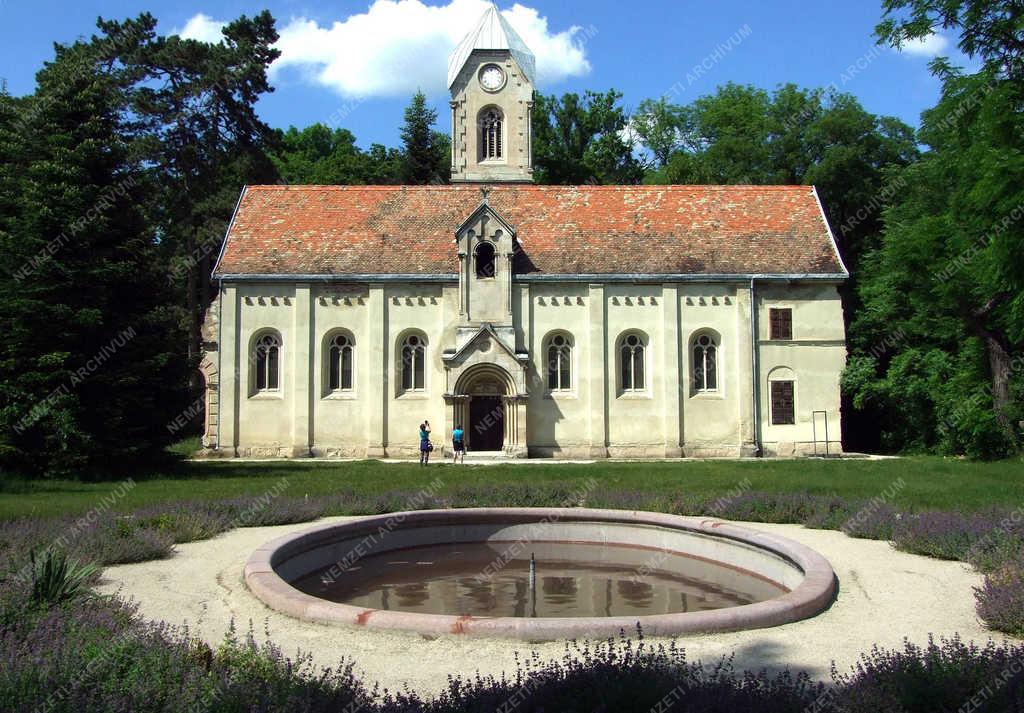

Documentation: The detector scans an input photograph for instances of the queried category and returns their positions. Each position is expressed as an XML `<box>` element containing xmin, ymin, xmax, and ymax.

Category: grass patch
<box><xmin>1</xmin><ymin>457</ymin><xmax>1022</xmax><ymax>664</ymax></box>
<box><xmin>0</xmin><ymin>455</ymin><xmax>1022</xmax><ymax>521</ymax></box>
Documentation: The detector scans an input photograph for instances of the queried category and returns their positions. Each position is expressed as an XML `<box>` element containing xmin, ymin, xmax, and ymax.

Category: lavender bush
<box><xmin>0</xmin><ymin>596</ymin><xmax>373</xmax><ymax>713</ymax></box>
<box><xmin>831</xmin><ymin>635</ymin><xmax>1024</xmax><ymax>713</ymax></box>
<box><xmin>840</xmin><ymin>502</ymin><xmax>901</xmax><ymax>540</ymax></box>
<box><xmin>219</xmin><ymin>494</ymin><xmax>328</xmax><ymax>527</ymax></box>
<box><xmin>975</xmin><ymin>564</ymin><xmax>1024</xmax><ymax>638</ymax></box>
<box><xmin>3</xmin><ymin>587</ymin><xmax>1023</xmax><ymax>713</ymax></box>
<box><xmin>131</xmin><ymin>502</ymin><xmax>235</xmax><ymax>543</ymax></box>
<box><xmin>963</xmin><ymin>510</ymin><xmax>1024</xmax><ymax>574</ymax></box>
<box><xmin>384</xmin><ymin>633</ymin><xmax>823</xmax><ymax>712</ymax></box>
<box><xmin>0</xmin><ymin>514</ymin><xmax>175</xmax><ymax>575</ymax></box>
<box><xmin>693</xmin><ymin>491</ymin><xmax>854</xmax><ymax>527</ymax></box>
<box><xmin>891</xmin><ymin>510</ymin><xmax>991</xmax><ymax>560</ymax></box>
<box><xmin>890</xmin><ymin>508</ymin><xmax>1024</xmax><ymax>576</ymax></box>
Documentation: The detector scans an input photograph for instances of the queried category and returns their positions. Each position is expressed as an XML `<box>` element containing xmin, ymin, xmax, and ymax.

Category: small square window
<box><xmin>769</xmin><ymin>308</ymin><xmax>793</xmax><ymax>340</ymax></box>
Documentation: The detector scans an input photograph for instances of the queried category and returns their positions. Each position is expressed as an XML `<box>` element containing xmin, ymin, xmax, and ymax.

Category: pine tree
<box><xmin>102</xmin><ymin>12</ymin><xmax>281</xmax><ymax>359</ymax></box>
<box><xmin>0</xmin><ymin>36</ymin><xmax>190</xmax><ymax>476</ymax></box>
<box><xmin>400</xmin><ymin>91</ymin><xmax>449</xmax><ymax>184</ymax></box>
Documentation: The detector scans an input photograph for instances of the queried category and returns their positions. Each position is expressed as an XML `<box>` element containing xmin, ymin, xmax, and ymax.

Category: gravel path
<box><xmin>96</xmin><ymin>516</ymin><xmax>1005</xmax><ymax>697</ymax></box>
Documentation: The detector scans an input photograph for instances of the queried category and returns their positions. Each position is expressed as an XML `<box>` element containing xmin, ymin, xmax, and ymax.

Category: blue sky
<box><xmin>0</xmin><ymin>0</ymin><xmax>965</xmax><ymax>149</ymax></box>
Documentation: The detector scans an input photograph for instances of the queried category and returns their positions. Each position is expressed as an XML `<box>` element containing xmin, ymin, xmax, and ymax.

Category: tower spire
<box><xmin>448</xmin><ymin>4</ymin><xmax>535</xmax><ymax>184</ymax></box>
<box><xmin>447</xmin><ymin>4</ymin><xmax>536</xmax><ymax>89</ymax></box>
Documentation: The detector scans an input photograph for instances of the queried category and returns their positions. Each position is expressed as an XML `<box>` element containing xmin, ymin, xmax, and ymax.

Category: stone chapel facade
<box><xmin>199</xmin><ymin>5</ymin><xmax>848</xmax><ymax>459</ymax></box>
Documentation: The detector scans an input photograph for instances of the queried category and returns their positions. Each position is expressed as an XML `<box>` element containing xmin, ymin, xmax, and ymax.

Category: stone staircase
<box><xmin>460</xmin><ymin>450</ymin><xmax>508</xmax><ymax>461</ymax></box>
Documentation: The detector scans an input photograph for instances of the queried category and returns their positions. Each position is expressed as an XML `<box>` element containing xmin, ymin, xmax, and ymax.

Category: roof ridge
<box><xmin>245</xmin><ymin>184</ymin><xmax>811</xmax><ymax>191</ymax></box>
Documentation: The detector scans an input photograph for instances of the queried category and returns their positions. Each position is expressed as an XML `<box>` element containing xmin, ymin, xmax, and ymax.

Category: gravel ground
<box><xmin>96</xmin><ymin>516</ymin><xmax>1004</xmax><ymax>697</ymax></box>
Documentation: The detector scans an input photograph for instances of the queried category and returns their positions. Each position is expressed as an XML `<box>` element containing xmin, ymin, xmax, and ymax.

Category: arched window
<box><xmin>327</xmin><ymin>333</ymin><xmax>354</xmax><ymax>392</ymax></box>
<box><xmin>619</xmin><ymin>333</ymin><xmax>646</xmax><ymax>392</ymax></box>
<box><xmin>475</xmin><ymin>241</ymin><xmax>496</xmax><ymax>279</ymax></box>
<box><xmin>253</xmin><ymin>332</ymin><xmax>281</xmax><ymax>393</ymax></box>
<box><xmin>481</xmin><ymin>109</ymin><xmax>503</xmax><ymax>160</ymax></box>
<box><xmin>768</xmin><ymin>366</ymin><xmax>796</xmax><ymax>425</ymax></box>
<box><xmin>401</xmin><ymin>334</ymin><xmax>426</xmax><ymax>392</ymax></box>
<box><xmin>546</xmin><ymin>333</ymin><xmax>572</xmax><ymax>391</ymax></box>
<box><xmin>692</xmin><ymin>333</ymin><xmax>718</xmax><ymax>392</ymax></box>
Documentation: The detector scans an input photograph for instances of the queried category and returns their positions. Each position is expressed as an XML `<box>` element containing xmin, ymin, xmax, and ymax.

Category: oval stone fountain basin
<box><xmin>245</xmin><ymin>508</ymin><xmax>836</xmax><ymax>640</ymax></box>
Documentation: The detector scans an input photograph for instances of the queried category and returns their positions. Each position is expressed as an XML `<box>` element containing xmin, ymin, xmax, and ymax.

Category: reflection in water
<box><xmin>291</xmin><ymin>541</ymin><xmax>788</xmax><ymax>619</ymax></box>
<box><xmin>542</xmin><ymin>576</ymin><xmax>577</xmax><ymax>604</ymax></box>
<box><xmin>617</xmin><ymin>578</ymin><xmax>654</xmax><ymax>605</ymax></box>
<box><xmin>392</xmin><ymin>582</ymin><xmax>429</xmax><ymax>607</ymax></box>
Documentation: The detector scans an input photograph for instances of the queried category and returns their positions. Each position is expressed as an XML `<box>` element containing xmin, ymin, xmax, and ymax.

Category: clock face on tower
<box><xmin>479</xmin><ymin>64</ymin><xmax>506</xmax><ymax>91</ymax></box>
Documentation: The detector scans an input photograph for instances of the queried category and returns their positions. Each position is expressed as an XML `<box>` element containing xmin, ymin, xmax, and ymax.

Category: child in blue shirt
<box><xmin>452</xmin><ymin>424</ymin><xmax>465</xmax><ymax>464</ymax></box>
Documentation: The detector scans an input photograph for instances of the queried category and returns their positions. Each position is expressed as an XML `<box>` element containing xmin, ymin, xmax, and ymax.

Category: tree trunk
<box><xmin>965</xmin><ymin>296</ymin><xmax>1016</xmax><ymax>437</ymax></box>
<box><xmin>187</xmin><ymin>226</ymin><xmax>200</xmax><ymax>361</ymax></box>
<box><xmin>199</xmin><ymin>245</ymin><xmax>212</xmax><ymax>339</ymax></box>
<box><xmin>983</xmin><ymin>332</ymin><xmax>1015</xmax><ymax>435</ymax></box>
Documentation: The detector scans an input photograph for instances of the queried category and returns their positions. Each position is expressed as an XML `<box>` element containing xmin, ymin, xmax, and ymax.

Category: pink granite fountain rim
<box><xmin>244</xmin><ymin>507</ymin><xmax>837</xmax><ymax>640</ymax></box>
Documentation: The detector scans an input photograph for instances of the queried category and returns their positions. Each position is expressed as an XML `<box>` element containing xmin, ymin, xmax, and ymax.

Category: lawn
<box><xmin>1</xmin><ymin>455</ymin><xmax>1022</xmax><ymax>521</ymax></box>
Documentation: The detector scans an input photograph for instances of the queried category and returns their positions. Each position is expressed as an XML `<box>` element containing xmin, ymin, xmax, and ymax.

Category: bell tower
<box><xmin>448</xmin><ymin>4</ymin><xmax>535</xmax><ymax>183</ymax></box>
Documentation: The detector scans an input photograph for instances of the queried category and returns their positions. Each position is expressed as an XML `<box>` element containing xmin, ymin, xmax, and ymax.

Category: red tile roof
<box><xmin>214</xmin><ymin>185</ymin><xmax>846</xmax><ymax>278</ymax></box>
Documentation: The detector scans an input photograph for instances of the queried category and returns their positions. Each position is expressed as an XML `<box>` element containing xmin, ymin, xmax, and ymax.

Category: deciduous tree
<box><xmin>532</xmin><ymin>90</ymin><xmax>643</xmax><ymax>185</ymax></box>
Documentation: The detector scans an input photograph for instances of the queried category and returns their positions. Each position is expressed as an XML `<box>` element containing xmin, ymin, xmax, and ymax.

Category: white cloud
<box><xmin>175</xmin><ymin>0</ymin><xmax>592</xmax><ymax>97</ymax></box>
<box><xmin>176</xmin><ymin>13</ymin><xmax>225</xmax><ymax>44</ymax></box>
<box><xmin>900</xmin><ymin>32</ymin><xmax>949</xmax><ymax>57</ymax></box>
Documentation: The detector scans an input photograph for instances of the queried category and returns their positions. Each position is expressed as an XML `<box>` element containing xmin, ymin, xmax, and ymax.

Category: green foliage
<box><xmin>271</xmin><ymin>124</ymin><xmax>403</xmax><ymax>185</ymax></box>
<box><xmin>876</xmin><ymin>0</ymin><xmax>1024</xmax><ymax>80</ymax></box>
<box><xmin>841</xmin><ymin>3</ymin><xmax>1024</xmax><ymax>457</ymax></box>
<box><xmin>272</xmin><ymin>92</ymin><xmax>451</xmax><ymax>186</ymax></box>
<box><xmin>115</xmin><ymin>12</ymin><xmax>282</xmax><ymax>356</ymax></box>
<box><xmin>845</xmin><ymin>68</ymin><xmax>1024</xmax><ymax>458</ymax></box>
<box><xmin>630</xmin><ymin>97</ymin><xmax>686</xmax><ymax>167</ymax></box>
<box><xmin>29</xmin><ymin>549</ymin><xmax>99</xmax><ymax>606</ymax></box>
<box><xmin>641</xmin><ymin>83</ymin><xmax>918</xmax><ymax>265</ymax></box>
<box><xmin>0</xmin><ymin>27</ymin><xmax>192</xmax><ymax>477</ymax></box>
<box><xmin>532</xmin><ymin>89</ymin><xmax>643</xmax><ymax>184</ymax></box>
<box><xmin>400</xmin><ymin>90</ymin><xmax>450</xmax><ymax>184</ymax></box>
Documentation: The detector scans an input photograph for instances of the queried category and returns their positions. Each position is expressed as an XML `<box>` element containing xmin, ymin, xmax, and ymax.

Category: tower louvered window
<box><xmin>482</xmin><ymin>110</ymin><xmax>503</xmax><ymax>159</ymax></box>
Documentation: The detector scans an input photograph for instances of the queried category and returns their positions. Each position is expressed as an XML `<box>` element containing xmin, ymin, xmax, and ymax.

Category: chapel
<box><xmin>199</xmin><ymin>4</ymin><xmax>848</xmax><ymax>458</ymax></box>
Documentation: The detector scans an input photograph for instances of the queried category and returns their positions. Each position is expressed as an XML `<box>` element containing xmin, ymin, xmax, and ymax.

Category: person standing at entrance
<box><xmin>452</xmin><ymin>424</ymin><xmax>465</xmax><ymax>464</ymax></box>
<box><xmin>419</xmin><ymin>421</ymin><xmax>432</xmax><ymax>465</ymax></box>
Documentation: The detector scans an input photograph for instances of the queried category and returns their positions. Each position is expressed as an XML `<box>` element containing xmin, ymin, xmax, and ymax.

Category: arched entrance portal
<box><xmin>453</xmin><ymin>365</ymin><xmax>516</xmax><ymax>452</ymax></box>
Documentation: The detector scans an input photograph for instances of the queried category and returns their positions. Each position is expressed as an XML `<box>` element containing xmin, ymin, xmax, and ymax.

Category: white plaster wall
<box><xmin>605</xmin><ymin>284</ymin><xmax>668</xmax><ymax>456</ymax></box>
<box><xmin>681</xmin><ymin>284</ymin><xmax>745</xmax><ymax>456</ymax></box>
<box><xmin>232</xmin><ymin>283</ymin><xmax>299</xmax><ymax>455</ymax></box>
<box><xmin>219</xmin><ymin>278</ymin><xmax>846</xmax><ymax>459</ymax></box>
<box><xmin>757</xmin><ymin>283</ymin><xmax>846</xmax><ymax>455</ymax></box>
<box><xmin>311</xmin><ymin>286</ymin><xmax>369</xmax><ymax>456</ymax></box>
<box><xmin>383</xmin><ymin>284</ymin><xmax>450</xmax><ymax>456</ymax></box>
<box><xmin>525</xmin><ymin>283</ymin><xmax>590</xmax><ymax>453</ymax></box>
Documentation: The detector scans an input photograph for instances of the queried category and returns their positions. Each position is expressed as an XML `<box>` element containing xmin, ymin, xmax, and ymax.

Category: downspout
<box><xmin>215</xmin><ymin>278</ymin><xmax>224</xmax><ymax>450</ymax></box>
<box><xmin>210</xmin><ymin>187</ymin><xmax>246</xmax><ymax>452</ymax></box>
<box><xmin>750</xmin><ymin>278</ymin><xmax>762</xmax><ymax>456</ymax></box>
